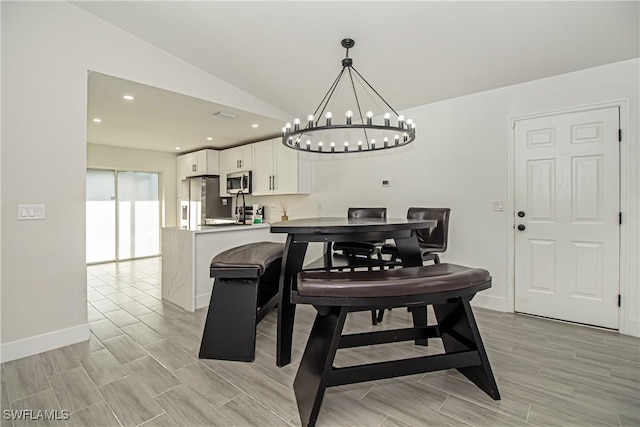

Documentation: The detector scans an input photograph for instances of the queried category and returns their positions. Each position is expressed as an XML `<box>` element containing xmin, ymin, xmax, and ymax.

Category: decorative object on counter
<box><xmin>279</xmin><ymin>201</ymin><xmax>289</xmax><ymax>221</ymax></box>
<box><xmin>281</xmin><ymin>38</ymin><xmax>416</xmax><ymax>155</ymax></box>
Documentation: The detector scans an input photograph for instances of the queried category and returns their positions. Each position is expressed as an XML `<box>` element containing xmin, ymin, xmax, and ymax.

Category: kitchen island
<box><xmin>162</xmin><ymin>223</ymin><xmax>285</xmax><ymax>311</ymax></box>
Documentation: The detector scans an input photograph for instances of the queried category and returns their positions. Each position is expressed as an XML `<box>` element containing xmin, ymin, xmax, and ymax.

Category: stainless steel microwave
<box><xmin>226</xmin><ymin>171</ymin><xmax>252</xmax><ymax>194</ymax></box>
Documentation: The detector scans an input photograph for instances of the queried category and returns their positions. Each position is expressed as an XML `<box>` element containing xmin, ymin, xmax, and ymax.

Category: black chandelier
<box><xmin>282</xmin><ymin>38</ymin><xmax>416</xmax><ymax>154</ymax></box>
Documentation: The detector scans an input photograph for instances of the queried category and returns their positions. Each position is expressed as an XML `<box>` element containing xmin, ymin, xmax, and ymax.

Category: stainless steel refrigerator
<box><xmin>179</xmin><ymin>176</ymin><xmax>232</xmax><ymax>229</ymax></box>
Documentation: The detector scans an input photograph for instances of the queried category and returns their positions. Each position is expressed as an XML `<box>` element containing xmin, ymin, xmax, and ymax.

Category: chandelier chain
<box><xmin>312</xmin><ymin>68</ymin><xmax>345</xmax><ymax>124</ymax></box>
<box><xmin>350</xmin><ymin>66</ymin><xmax>400</xmax><ymax>117</ymax></box>
<box><xmin>347</xmin><ymin>67</ymin><xmax>370</xmax><ymax>148</ymax></box>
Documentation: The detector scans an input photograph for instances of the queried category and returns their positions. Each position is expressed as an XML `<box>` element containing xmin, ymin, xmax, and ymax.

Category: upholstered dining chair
<box><xmin>332</xmin><ymin>208</ymin><xmax>388</xmax><ymax>325</ymax></box>
<box><xmin>381</xmin><ymin>207</ymin><xmax>451</xmax><ymax>264</ymax></box>
<box><xmin>373</xmin><ymin>207</ymin><xmax>451</xmax><ymax>324</ymax></box>
<box><xmin>332</xmin><ymin>207</ymin><xmax>388</xmax><ymax>264</ymax></box>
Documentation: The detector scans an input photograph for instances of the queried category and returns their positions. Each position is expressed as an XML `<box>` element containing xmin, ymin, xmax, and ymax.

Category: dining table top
<box><xmin>270</xmin><ymin>216</ymin><xmax>437</xmax><ymax>235</ymax></box>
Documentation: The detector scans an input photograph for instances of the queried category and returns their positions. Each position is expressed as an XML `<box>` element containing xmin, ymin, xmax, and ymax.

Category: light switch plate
<box><xmin>492</xmin><ymin>200</ymin><xmax>505</xmax><ymax>211</ymax></box>
<box><xmin>381</xmin><ymin>178</ymin><xmax>391</xmax><ymax>187</ymax></box>
<box><xmin>18</xmin><ymin>204</ymin><xmax>46</xmax><ymax>220</ymax></box>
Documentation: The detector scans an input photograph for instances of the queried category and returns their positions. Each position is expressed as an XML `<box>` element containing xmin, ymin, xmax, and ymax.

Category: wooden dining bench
<box><xmin>291</xmin><ymin>263</ymin><xmax>500</xmax><ymax>427</ymax></box>
<box><xmin>199</xmin><ymin>241</ymin><xmax>284</xmax><ymax>362</ymax></box>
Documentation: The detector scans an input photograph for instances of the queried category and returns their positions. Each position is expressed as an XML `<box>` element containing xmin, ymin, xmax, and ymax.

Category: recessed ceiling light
<box><xmin>175</xmin><ymin>147</ymin><xmax>181</xmax><ymax>150</ymax></box>
<box><xmin>123</xmin><ymin>95</ymin><xmax>134</xmax><ymax>101</ymax></box>
<box><xmin>207</xmin><ymin>137</ymin><xmax>213</xmax><ymax>141</ymax></box>
<box><xmin>251</xmin><ymin>124</ymin><xmax>259</xmax><ymax>128</ymax></box>
<box><xmin>92</xmin><ymin>118</ymin><xmax>102</xmax><ymax>123</ymax></box>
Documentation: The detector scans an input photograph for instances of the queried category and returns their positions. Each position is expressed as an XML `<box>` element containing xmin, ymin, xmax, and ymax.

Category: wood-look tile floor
<box><xmin>1</xmin><ymin>257</ymin><xmax>639</xmax><ymax>426</ymax></box>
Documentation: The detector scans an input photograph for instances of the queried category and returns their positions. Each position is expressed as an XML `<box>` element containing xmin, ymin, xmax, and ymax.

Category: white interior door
<box><xmin>514</xmin><ymin>107</ymin><xmax>620</xmax><ymax>329</ymax></box>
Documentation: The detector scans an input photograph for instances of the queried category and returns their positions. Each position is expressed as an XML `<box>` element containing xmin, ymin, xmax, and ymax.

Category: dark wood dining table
<box><xmin>270</xmin><ymin>216</ymin><xmax>437</xmax><ymax>367</ymax></box>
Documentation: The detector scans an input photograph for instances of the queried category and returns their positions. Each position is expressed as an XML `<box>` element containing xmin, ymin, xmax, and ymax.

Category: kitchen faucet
<box><xmin>235</xmin><ymin>190</ymin><xmax>247</xmax><ymax>224</ymax></box>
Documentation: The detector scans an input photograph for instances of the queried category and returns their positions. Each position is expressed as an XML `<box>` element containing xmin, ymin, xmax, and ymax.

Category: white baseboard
<box><xmin>1</xmin><ymin>324</ymin><xmax>90</xmax><ymax>363</ymax></box>
<box><xmin>621</xmin><ymin>318</ymin><xmax>640</xmax><ymax>337</ymax></box>
<box><xmin>471</xmin><ymin>294</ymin><xmax>509</xmax><ymax>312</ymax></box>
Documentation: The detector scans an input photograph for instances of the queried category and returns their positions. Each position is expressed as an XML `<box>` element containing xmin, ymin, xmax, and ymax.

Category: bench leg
<box><xmin>199</xmin><ymin>277</ymin><xmax>259</xmax><ymax>362</ymax></box>
<box><xmin>294</xmin><ymin>306</ymin><xmax>348</xmax><ymax>427</ymax></box>
<box><xmin>432</xmin><ymin>297</ymin><xmax>500</xmax><ymax>400</ymax></box>
<box><xmin>277</xmin><ymin>237</ymin><xmax>308</xmax><ymax>367</ymax></box>
<box><xmin>410</xmin><ymin>306</ymin><xmax>429</xmax><ymax>346</ymax></box>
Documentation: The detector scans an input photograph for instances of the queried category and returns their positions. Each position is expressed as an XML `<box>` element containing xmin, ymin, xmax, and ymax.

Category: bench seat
<box><xmin>199</xmin><ymin>242</ymin><xmax>284</xmax><ymax>362</ymax></box>
<box><xmin>292</xmin><ymin>263</ymin><xmax>500</xmax><ymax>427</ymax></box>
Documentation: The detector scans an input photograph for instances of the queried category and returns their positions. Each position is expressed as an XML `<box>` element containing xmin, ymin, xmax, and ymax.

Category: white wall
<box><xmin>87</xmin><ymin>143</ymin><xmax>178</xmax><ymax>228</ymax></box>
<box><xmin>251</xmin><ymin>59</ymin><xmax>640</xmax><ymax>336</ymax></box>
<box><xmin>0</xmin><ymin>1</ymin><xmax>288</xmax><ymax>360</ymax></box>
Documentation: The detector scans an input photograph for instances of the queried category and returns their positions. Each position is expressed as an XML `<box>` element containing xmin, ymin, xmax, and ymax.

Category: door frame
<box><xmin>507</xmin><ymin>99</ymin><xmax>631</xmax><ymax>334</ymax></box>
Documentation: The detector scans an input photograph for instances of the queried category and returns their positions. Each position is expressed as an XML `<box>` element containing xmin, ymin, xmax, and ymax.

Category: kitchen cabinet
<box><xmin>218</xmin><ymin>149</ymin><xmax>230</xmax><ymax>196</ymax></box>
<box><xmin>182</xmin><ymin>149</ymin><xmax>220</xmax><ymax>177</ymax></box>
<box><xmin>176</xmin><ymin>154</ymin><xmax>187</xmax><ymax>198</ymax></box>
<box><xmin>226</xmin><ymin>145</ymin><xmax>252</xmax><ymax>172</ymax></box>
<box><xmin>252</xmin><ymin>138</ymin><xmax>311</xmax><ymax>196</ymax></box>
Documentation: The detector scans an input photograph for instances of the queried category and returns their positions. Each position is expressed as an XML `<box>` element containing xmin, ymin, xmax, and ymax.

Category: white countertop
<box><xmin>164</xmin><ymin>223</ymin><xmax>272</xmax><ymax>234</ymax></box>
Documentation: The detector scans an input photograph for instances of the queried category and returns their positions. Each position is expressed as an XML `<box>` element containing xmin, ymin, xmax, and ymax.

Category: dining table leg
<box><xmin>277</xmin><ymin>234</ymin><xmax>309</xmax><ymax>367</ymax></box>
<box><xmin>394</xmin><ymin>233</ymin><xmax>429</xmax><ymax>346</ymax></box>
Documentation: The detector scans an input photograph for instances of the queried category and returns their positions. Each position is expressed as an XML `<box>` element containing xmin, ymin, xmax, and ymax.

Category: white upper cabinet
<box><xmin>227</xmin><ymin>145</ymin><xmax>252</xmax><ymax>172</ymax></box>
<box><xmin>251</xmin><ymin>138</ymin><xmax>311</xmax><ymax>196</ymax></box>
<box><xmin>182</xmin><ymin>149</ymin><xmax>220</xmax><ymax>177</ymax></box>
<box><xmin>218</xmin><ymin>149</ymin><xmax>230</xmax><ymax>196</ymax></box>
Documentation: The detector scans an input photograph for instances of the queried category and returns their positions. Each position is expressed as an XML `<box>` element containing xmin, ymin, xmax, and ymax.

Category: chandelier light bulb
<box><xmin>394</xmin><ymin>135</ymin><xmax>400</xmax><ymax>145</ymax></box>
<box><xmin>398</xmin><ymin>115</ymin><xmax>405</xmax><ymax>128</ymax></box>
<box><xmin>307</xmin><ymin>115</ymin><xmax>315</xmax><ymax>128</ymax></box>
<box><xmin>371</xmin><ymin>139</ymin><xmax>376</xmax><ymax>149</ymax></box>
<box><xmin>330</xmin><ymin>142</ymin><xmax>336</xmax><ymax>153</ymax></box>
<box><xmin>384</xmin><ymin>137</ymin><xmax>389</xmax><ymax>148</ymax></box>
<box><xmin>344</xmin><ymin>141</ymin><xmax>349</xmax><ymax>152</ymax></box>
<box><xmin>318</xmin><ymin>141</ymin><xmax>323</xmax><ymax>152</ymax></box>
<box><xmin>366</xmin><ymin>111</ymin><xmax>373</xmax><ymax>125</ymax></box>
<box><xmin>403</xmin><ymin>132</ymin><xmax>409</xmax><ymax>142</ymax></box>
<box><xmin>384</xmin><ymin>113</ymin><xmax>391</xmax><ymax>126</ymax></box>
<box><xmin>358</xmin><ymin>140</ymin><xmax>363</xmax><ymax>151</ymax></box>
<box><xmin>325</xmin><ymin>112</ymin><xmax>332</xmax><ymax>126</ymax></box>
<box><xmin>293</xmin><ymin>118</ymin><xmax>300</xmax><ymax>131</ymax></box>
<box><xmin>281</xmin><ymin>127</ymin><xmax>287</xmax><ymax>136</ymax></box>
<box><xmin>346</xmin><ymin>111</ymin><xmax>353</xmax><ymax>125</ymax></box>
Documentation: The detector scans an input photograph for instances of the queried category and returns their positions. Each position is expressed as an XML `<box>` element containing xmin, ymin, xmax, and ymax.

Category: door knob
<box><xmin>517</xmin><ymin>211</ymin><xmax>525</xmax><ymax>218</ymax></box>
<box><xmin>517</xmin><ymin>224</ymin><xmax>526</xmax><ymax>231</ymax></box>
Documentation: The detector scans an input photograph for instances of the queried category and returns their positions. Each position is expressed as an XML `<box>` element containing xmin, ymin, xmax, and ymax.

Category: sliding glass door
<box><xmin>86</xmin><ymin>169</ymin><xmax>117</xmax><ymax>263</ymax></box>
<box><xmin>86</xmin><ymin>169</ymin><xmax>160</xmax><ymax>263</ymax></box>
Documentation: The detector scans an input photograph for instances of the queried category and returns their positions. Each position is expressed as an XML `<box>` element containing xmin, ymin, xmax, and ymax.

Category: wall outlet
<box><xmin>18</xmin><ymin>204</ymin><xmax>46</xmax><ymax>220</ymax></box>
<box><xmin>492</xmin><ymin>200</ymin><xmax>505</xmax><ymax>211</ymax></box>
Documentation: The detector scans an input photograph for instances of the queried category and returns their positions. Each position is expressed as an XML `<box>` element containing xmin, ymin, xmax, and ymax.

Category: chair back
<box><xmin>347</xmin><ymin>207</ymin><xmax>387</xmax><ymax>219</ymax></box>
<box><xmin>407</xmin><ymin>207</ymin><xmax>450</xmax><ymax>252</ymax></box>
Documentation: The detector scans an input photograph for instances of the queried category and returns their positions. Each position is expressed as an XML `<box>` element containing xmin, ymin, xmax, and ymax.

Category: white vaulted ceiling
<box><xmin>77</xmin><ymin>1</ymin><xmax>639</xmax><ymax>152</ymax></box>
